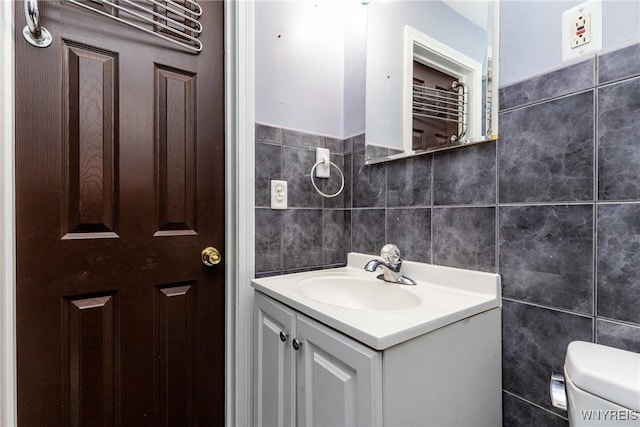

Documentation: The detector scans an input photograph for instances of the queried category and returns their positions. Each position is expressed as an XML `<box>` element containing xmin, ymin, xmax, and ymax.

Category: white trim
<box><xmin>225</xmin><ymin>1</ymin><xmax>255</xmax><ymax>426</ymax></box>
<box><xmin>402</xmin><ymin>25</ymin><xmax>483</xmax><ymax>151</ymax></box>
<box><xmin>491</xmin><ymin>0</ymin><xmax>500</xmax><ymax>138</ymax></box>
<box><xmin>0</xmin><ymin>0</ymin><xmax>17</xmax><ymax>425</ymax></box>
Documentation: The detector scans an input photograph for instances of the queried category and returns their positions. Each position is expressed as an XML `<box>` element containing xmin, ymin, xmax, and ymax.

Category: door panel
<box><xmin>62</xmin><ymin>41</ymin><xmax>118</xmax><ymax>237</ymax></box>
<box><xmin>63</xmin><ymin>293</ymin><xmax>118</xmax><ymax>426</ymax></box>
<box><xmin>15</xmin><ymin>1</ymin><xmax>225</xmax><ymax>425</ymax></box>
<box><xmin>154</xmin><ymin>283</ymin><xmax>196</xmax><ymax>426</ymax></box>
<box><xmin>154</xmin><ymin>64</ymin><xmax>197</xmax><ymax>235</ymax></box>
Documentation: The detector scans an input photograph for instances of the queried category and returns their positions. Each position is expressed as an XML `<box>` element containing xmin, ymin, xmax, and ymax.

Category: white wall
<box><xmin>255</xmin><ymin>0</ymin><xmax>349</xmax><ymax>138</ymax></box>
<box><xmin>257</xmin><ymin>0</ymin><xmax>640</xmax><ymax>133</ymax></box>
<box><xmin>342</xmin><ymin>0</ymin><xmax>367</xmax><ymax>138</ymax></box>
<box><xmin>500</xmin><ymin>0</ymin><xmax>640</xmax><ymax>87</ymax></box>
<box><xmin>255</xmin><ymin>0</ymin><xmax>492</xmax><ymax>139</ymax></box>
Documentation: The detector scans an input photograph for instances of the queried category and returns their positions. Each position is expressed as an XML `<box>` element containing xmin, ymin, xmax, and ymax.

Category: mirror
<box><xmin>364</xmin><ymin>0</ymin><xmax>499</xmax><ymax>164</ymax></box>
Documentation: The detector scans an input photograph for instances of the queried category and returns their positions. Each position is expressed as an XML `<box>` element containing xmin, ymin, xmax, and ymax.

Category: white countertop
<box><xmin>251</xmin><ymin>253</ymin><xmax>501</xmax><ymax>350</ymax></box>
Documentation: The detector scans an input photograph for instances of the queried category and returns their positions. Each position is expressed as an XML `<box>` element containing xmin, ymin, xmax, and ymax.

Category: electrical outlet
<box><xmin>562</xmin><ymin>0</ymin><xmax>601</xmax><ymax>63</ymax></box>
<box><xmin>571</xmin><ymin>12</ymin><xmax>591</xmax><ymax>48</ymax></box>
<box><xmin>270</xmin><ymin>180</ymin><xmax>287</xmax><ymax>210</ymax></box>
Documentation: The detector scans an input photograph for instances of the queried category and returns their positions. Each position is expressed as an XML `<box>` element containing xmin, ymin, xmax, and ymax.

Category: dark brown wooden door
<box><xmin>15</xmin><ymin>1</ymin><xmax>225</xmax><ymax>425</ymax></box>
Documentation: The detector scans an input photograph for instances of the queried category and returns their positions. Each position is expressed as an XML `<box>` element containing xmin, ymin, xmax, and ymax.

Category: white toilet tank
<box><xmin>563</xmin><ymin>341</ymin><xmax>640</xmax><ymax>427</ymax></box>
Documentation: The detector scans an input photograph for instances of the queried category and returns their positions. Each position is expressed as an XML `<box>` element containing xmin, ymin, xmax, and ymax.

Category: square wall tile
<box><xmin>282</xmin><ymin>209</ymin><xmax>323</xmax><ymax>270</ymax></box>
<box><xmin>499</xmin><ymin>59</ymin><xmax>594</xmax><ymax>111</ymax></box>
<box><xmin>432</xmin><ymin>207</ymin><xmax>496</xmax><ymax>272</ymax></box>
<box><xmin>502</xmin><ymin>301</ymin><xmax>593</xmax><ymax>415</ymax></box>
<box><xmin>352</xmin><ymin>150</ymin><xmax>386</xmax><ymax>208</ymax></box>
<box><xmin>366</xmin><ymin>145</ymin><xmax>390</xmax><ymax>162</ymax></box>
<box><xmin>596</xmin><ymin>319</ymin><xmax>640</xmax><ymax>353</ymax></box>
<box><xmin>499</xmin><ymin>91</ymin><xmax>594</xmax><ymax>203</ymax></box>
<box><xmin>433</xmin><ymin>142</ymin><xmax>496</xmax><ymax>206</ymax></box>
<box><xmin>255</xmin><ymin>123</ymin><xmax>282</xmax><ymax>144</ymax></box>
<box><xmin>255</xmin><ymin>142</ymin><xmax>281</xmax><ymax>207</ymax></box>
<box><xmin>322</xmin><ymin>153</ymin><xmax>347</xmax><ymax>209</ymax></box>
<box><xmin>598</xmin><ymin>43</ymin><xmax>640</xmax><ymax>84</ymax></box>
<box><xmin>387</xmin><ymin>155</ymin><xmax>431</xmax><ymax>207</ymax></box>
<box><xmin>282</xmin><ymin>147</ymin><xmax>323</xmax><ymax>208</ymax></box>
<box><xmin>255</xmin><ymin>271</ymin><xmax>283</xmax><ymax>279</ymax></box>
<box><xmin>499</xmin><ymin>205</ymin><xmax>593</xmax><ymax>314</ymax></box>
<box><xmin>282</xmin><ymin>128</ymin><xmax>323</xmax><ymax>149</ymax></box>
<box><xmin>597</xmin><ymin>203</ymin><xmax>640</xmax><ymax>325</ymax></box>
<box><xmin>351</xmin><ymin>209</ymin><xmax>385</xmax><ymax>255</ymax></box>
<box><xmin>597</xmin><ymin>78</ymin><xmax>640</xmax><ymax>201</ymax></box>
<box><xmin>255</xmin><ymin>208</ymin><xmax>282</xmax><ymax>273</ymax></box>
<box><xmin>324</xmin><ymin>137</ymin><xmax>344</xmax><ymax>154</ymax></box>
<box><xmin>323</xmin><ymin>210</ymin><xmax>351</xmax><ymax>266</ymax></box>
<box><xmin>386</xmin><ymin>208</ymin><xmax>431</xmax><ymax>263</ymax></box>
<box><xmin>351</xmin><ymin>133</ymin><xmax>365</xmax><ymax>152</ymax></box>
<box><xmin>503</xmin><ymin>392</ymin><xmax>567</xmax><ymax>427</ymax></box>
<box><xmin>343</xmin><ymin>153</ymin><xmax>353</xmax><ymax>208</ymax></box>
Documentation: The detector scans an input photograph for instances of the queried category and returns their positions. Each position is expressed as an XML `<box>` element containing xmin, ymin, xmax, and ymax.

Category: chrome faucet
<box><xmin>364</xmin><ymin>244</ymin><xmax>416</xmax><ymax>286</ymax></box>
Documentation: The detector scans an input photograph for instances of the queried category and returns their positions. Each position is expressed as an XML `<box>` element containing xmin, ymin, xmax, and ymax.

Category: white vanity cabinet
<box><xmin>252</xmin><ymin>254</ymin><xmax>503</xmax><ymax>426</ymax></box>
<box><xmin>253</xmin><ymin>292</ymin><xmax>382</xmax><ymax>427</ymax></box>
<box><xmin>253</xmin><ymin>291</ymin><xmax>502</xmax><ymax>427</ymax></box>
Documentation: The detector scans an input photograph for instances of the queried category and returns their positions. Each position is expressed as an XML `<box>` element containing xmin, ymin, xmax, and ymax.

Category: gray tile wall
<box><xmin>254</xmin><ymin>42</ymin><xmax>640</xmax><ymax>425</ymax></box>
<box><xmin>497</xmin><ymin>44</ymin><xmax>640</xmax><ymax>424</ymax></box>
<box><xmin>255</xmin><ymin>126</ymin><xmax>353</xmax><ymax>275</ymax></box>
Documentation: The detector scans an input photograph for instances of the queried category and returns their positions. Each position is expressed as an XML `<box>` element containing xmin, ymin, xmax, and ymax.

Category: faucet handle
<box><xmin>380</xmin><ymin>244</ymin><xmax>401</xmax><ymax>264</ymax></box>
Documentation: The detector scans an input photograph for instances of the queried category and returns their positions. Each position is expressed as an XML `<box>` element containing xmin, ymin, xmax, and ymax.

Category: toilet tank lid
<box><xmin>565</xmin><ymin>341</ymin><xmax>640</xmax><ymax>412</ymax></box>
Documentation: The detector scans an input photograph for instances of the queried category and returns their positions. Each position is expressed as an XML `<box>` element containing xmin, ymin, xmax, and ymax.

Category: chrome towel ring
<box><xmin>310</xmin><ymin>158</ymin><xmax>345</xmax><ymax>199</ymax></box>
<box><xmin>22</xmin><ymin>0</ymin><xmax>52</xmax><ymax>48</ymax></box>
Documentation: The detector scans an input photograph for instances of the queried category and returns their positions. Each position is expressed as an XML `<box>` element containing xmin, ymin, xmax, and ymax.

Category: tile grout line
<box><xmin>597</xmin><ymin>73</ymin><xmax>640</xmax><ymax>89</ymax></box>
<box><xmin>593</xmin><ymin>58</ymin><xmax>599</xmax><ymax>343</ymax></box>
<box><xmin>279</xmin><ymin>128</ymin><xmax>285</xmax><ymax>273</ymax></box>
<box><xmin>596</xmin><ymin>316</ymin><xmax>640</xmax><ymax>329</ymax></box>
<box><xmin>430</xmin><ymin>153</ymin><xmax>435</xmax><ymax>264</ymax></box>
<box><xmin>502</xmin><ymin>297</ymin><xmax>595</xmax><ymax>320</ymax></box>
<box><xmin>384</xmin><ymin>156</ymin><xmax>388</xmax><ymax>246</ymax></box>
<box><xmin>500</xmin><ymin>86</ymin><xmax>597</xmax><ymax>114</ymax></box>
<box><xmin>495</xmin><ymin>137</ymin><xmax>500</xmax><ymax>274</ymax></box>
<box><xmin>503</xmin><ymin>390</ymin><xmax>569</xmax><ymax>421</ymax></box>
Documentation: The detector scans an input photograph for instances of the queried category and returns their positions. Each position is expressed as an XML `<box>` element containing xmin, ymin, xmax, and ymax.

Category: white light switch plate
<box><xmin>271</xmin><ymin>180</ymin><xmax>287</xmax><ymax>210</ymax></box>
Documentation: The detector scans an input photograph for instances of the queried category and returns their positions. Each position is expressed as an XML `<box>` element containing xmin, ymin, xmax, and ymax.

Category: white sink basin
<box><xmin>298</xmin><ymin>274</ymin><xmax>421</xmax><ymax>310</ymax></box>
<box><xmin>252</xmin><ymin>253</ymin><xmax>501</xmax><ymax>350</ymax></box>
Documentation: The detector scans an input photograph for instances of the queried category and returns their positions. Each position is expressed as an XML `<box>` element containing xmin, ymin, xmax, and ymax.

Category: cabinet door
<box><xmin>254</xmin><ymin>293</ymin><xmax>296</xmax><ymax>426</ymax></box>
<box><xmin>295</xmin><ymin>315</ymin><xmax>382</xmax><ymax>427</ymax></box>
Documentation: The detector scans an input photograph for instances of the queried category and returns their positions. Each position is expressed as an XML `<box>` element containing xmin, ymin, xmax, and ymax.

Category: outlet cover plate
<box><xmin>270</xmin><ymin>180</ymin><xmax>287</xmax><ymax>210</ymax></box>
<box><xmin>562</xmin><ymin>0</ymin><xmax>602</xmax><ymax>63</ymax></box>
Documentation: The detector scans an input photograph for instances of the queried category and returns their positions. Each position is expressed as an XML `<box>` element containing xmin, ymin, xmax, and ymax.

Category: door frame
<box><xmin>225</xmin><ymin>1</ymin><xmax>255</xmax><ymax>426</ymax></box>
<box><xmin>0</xmin><ymin>1</ymin><xmax>17</xmax><ymax>425</ymax></box>
<box><xmin>0</xmin><ymin>1</ymin><xmax>255</xmax><ymax>425</ymax></box>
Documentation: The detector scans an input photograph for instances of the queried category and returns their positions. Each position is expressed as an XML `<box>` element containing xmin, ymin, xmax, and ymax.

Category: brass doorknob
<box><xmin>201</xmin><ymin>247</ymin><xmax>221</xmax><ymax>266</ymax></box>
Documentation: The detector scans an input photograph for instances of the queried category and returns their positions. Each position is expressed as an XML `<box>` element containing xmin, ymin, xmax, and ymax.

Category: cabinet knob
<box><xmin>292</xmin><ymin>338</ymin><xmax>302</xmax><ymax>351</ymax></box>
<box><xmin>279</xmin><ymin>331</ymin><xmax>288</xmax><ymax>342</ymax></box>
